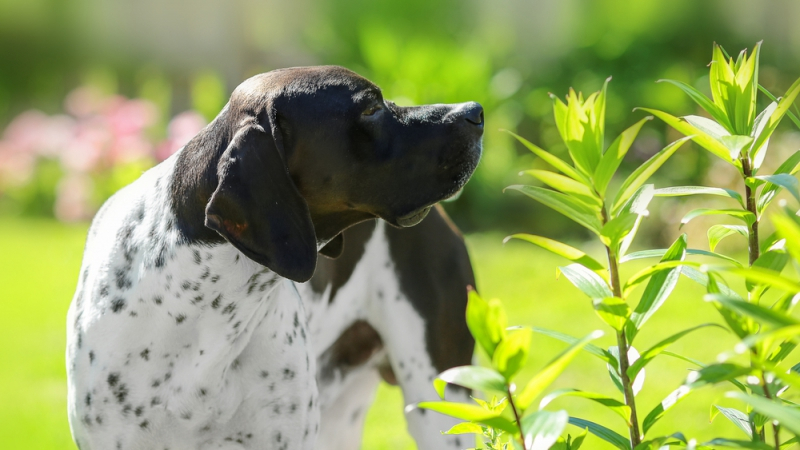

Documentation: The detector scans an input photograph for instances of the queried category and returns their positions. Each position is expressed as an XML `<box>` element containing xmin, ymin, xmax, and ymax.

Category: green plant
<box><xmin>639</xmin><ymin>42</ymin><xmax>800</xmax><ymax>449</ymax></box>
<box><xmin>416</xmin><ymin>42</ymin><xmax>800</xmax><ymax>450</ymax></box>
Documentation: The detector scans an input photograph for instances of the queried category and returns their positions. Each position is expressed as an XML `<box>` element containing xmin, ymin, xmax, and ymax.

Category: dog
<box><xmin>303</xmin><ymin>204</ymin><xmax>475</xmax><ymax>449</ymax></box>
<box><xmin>66</xmin><ymin>65</ymin><xmax>482</xmax><ymax>449</ymax></box>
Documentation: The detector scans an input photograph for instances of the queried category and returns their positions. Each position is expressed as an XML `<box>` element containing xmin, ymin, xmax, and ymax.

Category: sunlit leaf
<box><xmin>680</xmin><ymin>208</ymin><xmax>756</xmax><ymax>227</ymax></box>
<box><xmin>626</xmin><ymin>234</ymin><xmax>687</xmax><ymax>342</ymax></box>
<box><xmin>531</xmin><ymin>327</ymin><xmax>616</xmax><ymax>366</ymax></box>
<box><xmin>593</xmin><ymin>297</ymin><xmax>630</xmax><ymax>332</ymax></box>
<box><xmin>567</xmin><ymin>417</ymin><xmax>631</xmax><ymax>450</ymax></box>
<box><xmin>707</xmin><ymin>224</ymin><xmax>748</xmax><ymax>252</ymax></box>
<box><xmin>654</xmin><ymin>186</ymin><xmax>744</xmax><ymax>207</ymax></box>
<box><xmin>504</xmin><ymin>234</ymin><xmax>605</xmax><ymax>272</ymax></box>
<box><xmin>627</xmin><ymin>324</ymin><xmax>727</xmax><ymax>381</ymax></box>
<box><xmin>622</xmin><ymin>248</ymin><xmax>743</xmax><ymax>267</ymax></box>
<box><xmin>607</xmin><ymin>345</ymin><xmax>645</xmax><ymax>396</ymax></box>
<box><xmin>658</xmin><ymin>78</ymin><xmax>732</xmax><ymax>130</ymax></box>
<box><xmin>443</xmin><ymin>422</ymin><xmax>484</xmax><ymax>435</ymax></box>
<box><xmin>639</xmin><ymin>108</ymin><xmax>737</xmax><ymax>166</ymax></box>
<box><xmin>705</xmin><ymin>266</ymin><xmax>800</xmax><ymax>297</ymax></box>
<box><xmin>504</xmin><ymin>130</ymin><xmax>593</xmax><ymax>186</ymax></box>
<box><xmin>727</xmin><ymin>392</ymin><xmax>800</xmax><ymax>435</ymax></box>
<box><xmin>611</xmin><ymin>136</ymin><xmax>692</xmax><ymax>214</ymax></box>
<box><xmin>466</xmin><ymin>290</ymin><xmax>507</xmax><ymax>357</ymax></box>
<box><xmin>516</xmin><ymin>330</ymin><xmax>604</xmax><ymax>409</ymax></box>
<box><xmin>559</xmin><ymin>263</ymin><xmax>614</xmax><ymax>300</ymax></box>
<box><xmin>506</xmin><ymin>185</ymin><xmax>603</xmax><ymax>234</ymax></box>
<box><xmin>747</xmin><ymin>248</ymin><xmax>789</xmax><ymax>292</ymax></box>
<box><xmin>415</xmin><ymin>401</ymin><xmax>518</xmax><ymax>434</ymax></box>
<box><xmin>522</xmin><ymin>169</ymin><xmax>603</xmax><ymax>208</ymax></box>
<box><xmin>594</xmin><ymin>117</ymin><xmax>651</xmax><ymax>196</ymax></box>
<box><xmin>642</xmin><ymin>385</ymin><xmax>693</xmax><ymax>433</ymax></box>
<box><xmin>521</xmin><ymin>410</ymin><xmax>569</xmax><ymax>450</ymax></box>
<box><xmin>750</xmin><ymin>75</ymin><xmax>800</xmax><ymax>166</ymax></box>
<box><xmin>704</xmin><ymin>293</ymin><xmax>800</xmax><ymax>328</ymax></box>
<box><xmin>701</xmin><ymin>438</ymin><xmax>771</xmax><ymax>449</ymax></box>
<box><xmin>434</xmin><ymin>366</ymin><xmax>508</xmax><ymax>400</ymax></box>
<box><xmin>493</xmin><ymin>328</ymin><xmax>533</xmax><ymax>380</ymax></box>
<box><xmin>772</xmin><ymin>214</ymin><xmax>800</xmax><ymax>263</ymax></box>
<box><xmin>540</xmin><ymin>389</ymin><xmax>630</xmax><ymax>425</ymax></box>
<box><xmin>714</xmin><ymin>406</ymin><xmax>753</xmax><ymax>438</ymax></box>
<box><xmin>757</xmin><ymin>151</ymin><xmax>800</xmax><ymax>214</ymax></box>
<box><xmin>601</xmin><ymin>214</ymin><xmax>639</xmax><ymax>253</ymax></box>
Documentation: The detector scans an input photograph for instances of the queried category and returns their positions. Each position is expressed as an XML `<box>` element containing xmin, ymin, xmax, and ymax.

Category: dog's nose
<box><xmin>462</xmin><ymin>102</ymin><xmax>484</xmax><ymax>126</ymax></box>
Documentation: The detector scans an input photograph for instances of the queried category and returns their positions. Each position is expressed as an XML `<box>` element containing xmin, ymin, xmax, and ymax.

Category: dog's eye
<box><xmin>362</xmin><ymin>104</ymin><xmax>383</xmax><ymax>116</ymax></box>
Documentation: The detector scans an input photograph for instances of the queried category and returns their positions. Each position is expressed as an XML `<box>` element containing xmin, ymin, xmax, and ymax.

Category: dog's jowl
<box><xmin>67</xmin><ymin>66</ymin><xmax>482</xmax><ymax>450</ymax></box>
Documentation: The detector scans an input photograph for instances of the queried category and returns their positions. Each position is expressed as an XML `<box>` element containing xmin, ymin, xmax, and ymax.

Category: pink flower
<box><xmin>156</xmin><ymin>111</ymin><xmax>207</xmax><ymax>161</ymax></box>
<box><xmin>54</xmin><ymin>173</ymin><xmax>95</xmax><ymax>222</ymax></box>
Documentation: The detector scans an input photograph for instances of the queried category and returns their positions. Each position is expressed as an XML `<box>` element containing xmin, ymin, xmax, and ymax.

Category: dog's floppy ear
<box><xmin>205</xmin><ymin>124</ymin><xmax>317</xmax><ymax>282</ymax></box>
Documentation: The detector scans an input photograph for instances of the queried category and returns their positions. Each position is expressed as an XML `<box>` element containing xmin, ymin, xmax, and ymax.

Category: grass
<box><xmin>0</xmin><ymin>216</ymin><xmax>755</xmax><ymax>449</ymax></box>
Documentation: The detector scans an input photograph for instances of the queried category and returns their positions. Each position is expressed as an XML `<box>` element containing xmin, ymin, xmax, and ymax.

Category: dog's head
<box><xmin>171</xmin><ymin>66</ymin><xmax>483</xmax><ymax>282</ymax></box>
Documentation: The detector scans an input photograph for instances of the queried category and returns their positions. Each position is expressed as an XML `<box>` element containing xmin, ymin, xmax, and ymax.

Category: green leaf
<box><xmin>639</xmin><ymin>107</ymin><xmax>737</xmax><ymax>166</ymax></box>
<box><xmin>623</xmin><ymin>260</ymin><xmax>698</xmax><ymax>298</ymax></box>
<box><xmin>416</xmin><ymin>401</ymin><xmax>518</xmax><ymax>434</ymax></box>
<box><xmin>615</xmin><ymin>184</ymin><xmax>655</xmax><ymax>257</ymax></box>
<box><xmin>704</xmin><ymin>293</ymin><xmax>800</xmax><ymax>328</ymax></box>
<box><xmin>661</xmin><ymin>352</ymin><xmax>749</xmax><ymax>392</ymax></box>
<box><xmin>682</xmin><ymin>114</ymin><xmax>729</xmax><ymax>142</ymax></box>
<box><xmin>552</xmin><ymin>83</ymin><xmax>608</xmax><ymax>177</ymax></box>
<box><xmin>521</xmin><ymin>410</ymin><xmax>569</xmax><ymax>450</ymax></box>
<box><xmin>504</xmin><ymin>234</ymin><xmax>605</xmax><ymax>272</ymax></box>
<box><xmin>443</xmin><ymin>422</ymin><xmax>484</xmax><ymax>435</ymax></box>
<box><xmin>757</xmin><ymin>151</ymin><xmax>800</xmax><ymax>214</ymax></box>
<box><xmin>531</xmin><ymin>327</ymin><xmax>616</xmax><ymax>366</ymax></box>
<box><xmin>751</xmin><ymin>174</ymin><xmax>800</xmax><ymax>206</ymax></box>
<box><xmin>540</xmin><ymin>389</ymin><xmax>631</xmax><ymax>425</ymax></box>
<box><xmin>569</xmin><ymin>427</ymin><xmax>589</xmax><ymax>450</ymax></box>
<box><xmin>522</xmin><ymin>169</ymin><xmax>603</xmax><ymax>208</ymax></box>
<box><xmin>727</xmin><ymin>392</ymin><xmax>800</xmax><ymax>435</ymax></box>
<box><xmin>607</xmin><ymin>346</ymin><xmax>645</xmax><ymax>396</ymax></box>
<box><xmin>748</xmin><ymin>248</ymin><xmax>789</xmax><ymax>292</ymax></box>
<box><xmin>593</xmin><ymin>297</ymin><xmax>630</xmax><ymax>332</ymax></box>
<box><xmin>594</xmin><ymin>117</ymin><xmax>651</xmax><ymax>196</ymax></box>
<box><xmin>657</xmin><ymin>78</ymin><xmax>732</xmax><ymax>130</ymax></box>
<box><xmin>506</xmin><ymin>185</ymin><xmax>603</xmax><ymax>234</ymax></box>
<box><xmin>654</xmin><ymin>185</ymin><xmax>744</xmax><ymax>207</ymax></box>
<box><xmin>627</xmin><ymin>323</ymin><xmax>727</xmax><ymax>381</ymax></box>
<box><xmin>751</xmin><ymin>101</ymin><xmax>779</xmax><ymax>171</ymax></box>
<box><xmin>504</xmin><ymin>130</ymin><xmax>593</xmax><ymax>186</ymax></box>
<box><xmin>567</xmin><ymin>417</ymin><xmax>631</xmax><ymax>450</ymax></box>
<box><xmin>434</xmin><ymin>366</ymin><xmax>509</xmax><ymax>399</ymax></box>
<box><xmin>750</xmin><ymin>75</ymin><xmax>800</xmax><ymax>166</ymax></box>
<box><xmin>680</xmin><ymin>208</ymin><xmax>756</xmax><ymax>227</ymax></box>
<box><xmin>681</xmin><ymin>266</ymin><xmax>744</xmax><ymax>300</ymax></box>
<box><xmin>642</xmin><ymin>385</ymin><xmax>693</xmax><ymax>434</ymax></box>
<box><xmin>622</xmin><ymin>248</ymin><xmax>743</xmax><ymax>267</ymax></box>
<box><xmin>721</xmin><ymin>135</ymin><xmax>754</xmax><ymax>160</ymax></box>
<box><xmin>701</xmin><ymin>438</ymin><xmax>771</xmax><ymax>449</ymax></box>
<box><xmin>772</xmin><ymin>214</ymin><xmax>800</xmax><ymax>263</ymax></box>
<box><xmin>706</xmin><ymin>266</ymin><xmax>800</xmax><ymax>296</ymax></box>
<box><xmin>685</xmin><ymin>362</ymin><xmax>754</xmax><ymax>388</ymax></box>
<box><xmin>601</xmin><ymin>214</ymin><xmax>639</xmax><ymax>253</ymax></box>
<box><xmin>626</xmin><ymin>234</ymin><xmax>687</xmax><ymax>342</ymax></box>
<box><xmin>493</xmin><ymin>328</ymin><xmax>533</xmax><ymax>380</ymax></box>
<box><xmin>516</xmin><ymin>330</ymin><xmax>604</xmax><ymax>409</ymax></box>
<box><xmin>611</xmin><ymin>136</ymin><xmax>692</xmax><ymax>214</ymax></box>
<box><xmin>466</xmin><ymin>290</ymin><xmax>507</xmax><ymax>357</ymax></box>
<box><xmin>559</xmin><ymin>264</ymin><xmax>614</xmax><ymax>300</ymax></box>
<box><xmin>714</xmin><ymin>406</ymin><xmax>753</xmax><ymax>438</ymax></box>
<box><xmin>707</xmin><ymin>224</ymin><xmax>748</xmax><ymax>252</ymax></box>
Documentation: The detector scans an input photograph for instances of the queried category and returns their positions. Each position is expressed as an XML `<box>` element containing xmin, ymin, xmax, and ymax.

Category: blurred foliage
<box><xmin>3</xmin><ymin>0</ymin><xmax>800</xmax><ymax>240</ymax></box>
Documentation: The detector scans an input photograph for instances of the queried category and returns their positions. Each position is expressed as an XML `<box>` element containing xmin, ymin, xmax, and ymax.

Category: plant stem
<box><xmin>759</xmin><ymin>371</ymin><xmax>781</xmax><ymax>450</ymax></box>
<box><xmin>742</xmin><ymin>157</ymin><xmax>760</xmax><ymax>266</ymax></box>
<box><xmin>507</xmin><ymin>386</ymin><xmax>528</xmax><ymax>450</ymax></box>
<box><xmin>603</xmin><ymin>209</ymin><xmax>642</xmax><ymax>447</ymax></box>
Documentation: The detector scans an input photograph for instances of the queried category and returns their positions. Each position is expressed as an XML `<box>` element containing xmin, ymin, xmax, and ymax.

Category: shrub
<box><xmin>418</xmin><ymin>42</ymin><xmax>800</xmax><ymax>450</ymax></box>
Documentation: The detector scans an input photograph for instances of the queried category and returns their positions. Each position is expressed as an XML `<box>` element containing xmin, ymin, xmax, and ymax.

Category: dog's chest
<box><xmin>67</xmin><ymin>162</ymin><xmax>319</xmax><ymax>449</ymax></box>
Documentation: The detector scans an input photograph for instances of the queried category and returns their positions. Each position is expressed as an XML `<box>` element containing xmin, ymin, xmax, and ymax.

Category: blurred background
<box><xmin>3</xmin><ymin>0</ymin><xmax>800</xmax><ymax>448</ymax></box>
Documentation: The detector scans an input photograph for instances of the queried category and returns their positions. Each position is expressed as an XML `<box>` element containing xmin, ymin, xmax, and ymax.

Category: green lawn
<box><xmin>0</xmin><ymin>216</ymin><xmax>751</xmax><ymax>449</ymax></box>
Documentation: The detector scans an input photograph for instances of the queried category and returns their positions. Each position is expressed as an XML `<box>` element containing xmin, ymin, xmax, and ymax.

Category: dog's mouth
<box><xmin>395</xmin><ymin>206</ymin><xmax>433</xmax><ymax>227</ymax></box>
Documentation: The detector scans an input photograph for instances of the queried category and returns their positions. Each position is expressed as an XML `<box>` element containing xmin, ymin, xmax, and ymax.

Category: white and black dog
<box><xmin>67</xmin><ymin>66</ymin><xmax>482</xmax><ymax>449</ymax></box>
